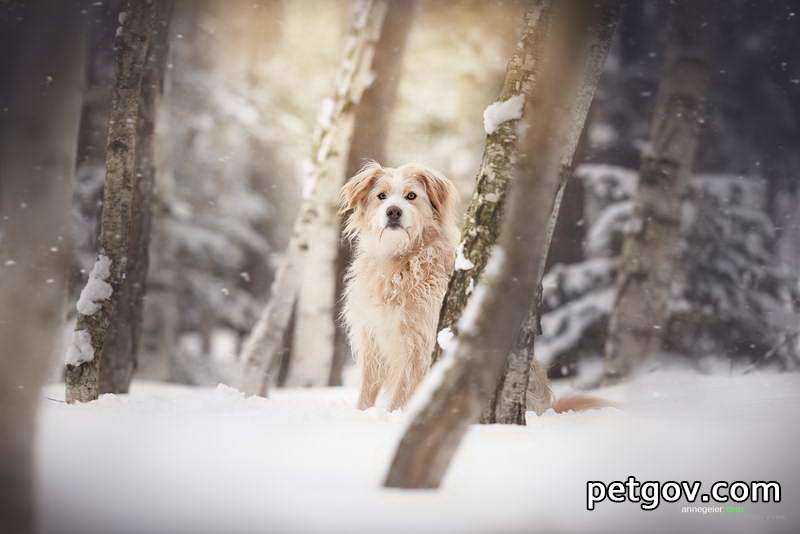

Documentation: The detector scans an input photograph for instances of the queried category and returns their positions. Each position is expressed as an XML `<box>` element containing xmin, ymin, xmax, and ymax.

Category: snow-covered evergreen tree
<box><xmin>538</xmin><ymin>164</ymin><xmax>800</xmax><ymax>377</ymax></box>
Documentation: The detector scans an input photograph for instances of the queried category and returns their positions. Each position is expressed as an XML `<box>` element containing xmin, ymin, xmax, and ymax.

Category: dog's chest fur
<box><xmin>344</xmin><ymin>239</ymin><xmax>454</xmax><ymax>360</ymax></box>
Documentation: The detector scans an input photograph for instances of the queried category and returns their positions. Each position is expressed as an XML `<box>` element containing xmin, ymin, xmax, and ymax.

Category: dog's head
<box><xmin>340</xmin><ymin>161</ymin><xmax>458</xmax><ymax>256</ymax></box>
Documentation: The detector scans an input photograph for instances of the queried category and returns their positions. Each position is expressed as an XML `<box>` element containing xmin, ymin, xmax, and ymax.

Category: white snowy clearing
<box><xmin>38</xmin><ymin>370</ymin><xmax>799</xmax><ymax>533</ymax></box>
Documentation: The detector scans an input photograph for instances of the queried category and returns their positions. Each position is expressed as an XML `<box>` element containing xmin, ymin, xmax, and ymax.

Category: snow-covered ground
<box><xmin>37</xmin><ymin>371</ymin><xmax>799</xmax><ymax>533</ymax></box>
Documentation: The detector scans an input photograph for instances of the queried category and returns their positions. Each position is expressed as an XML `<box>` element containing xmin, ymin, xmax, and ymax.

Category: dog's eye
<box><xmin>405</xmin><ymin>192</ymin><xmax>417</xmax><ymax>200</ymax></box>
<box><xmin>377</xmin><ymin>192</ymin><xmax>387</xmax><ymax>200</ymax></box>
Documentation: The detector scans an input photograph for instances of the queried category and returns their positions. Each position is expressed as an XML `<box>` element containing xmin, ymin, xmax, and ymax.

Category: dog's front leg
<box><xmin>356</xmin><ymin>334</ymin><xmax>383</xmax><ymax>410</ymax></box>
<box><xmin>387</xmin><ymin>327</ymin><xmax>431</xmax><ymax>411</ymax></box>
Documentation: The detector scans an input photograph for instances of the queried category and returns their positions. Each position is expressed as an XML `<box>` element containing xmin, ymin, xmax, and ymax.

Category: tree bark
<box><xmin>384</xmin><ymin>0</ymin><xmax>617</xmax><ymax>489</ymax></box>
<box><xmin>66</xmin><ymin>0</ymin><xmax>164</xmax><ymax>403</ymax></box>
<box><xmin>431</xmin><ymin>0</ymin><xmax>553</xmax><ymax>365</ymax></box>
<box><xmin>239</xmin><ymin>0</ymin><xmax>390</xmax><ymax>393</ymax></box>
<box><xmin>603</xmin><ymin>1</ymin><xmax>713</xmax><ymax>383</ymax></box>
<box><xmin>99</xmin><ymin>0</ymin><xmax>173</xmax><ymax>394</ymax></box>
<box><xmin>483</xmin><ymin>2</ymin><xmax>620</xmax><ymax>424</ymax></box>
<box><xmin>69</xmin><ymin>0</ymin><xmax>119</xmax><ymax>312</ymax></box>
<box><xmin>0</xmin><ymin>2</ymin><xmax>86</xmax><ymax>530</ymax></box>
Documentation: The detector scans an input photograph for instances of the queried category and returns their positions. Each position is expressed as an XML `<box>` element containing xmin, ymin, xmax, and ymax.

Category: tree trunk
<box><xmin>66</xmin><ymin>0</ymin><xmax>165</xmax><ymax>403</ymax></box>
<box><xmin>329</xmin><ymin>0</ymin><xmax>417</xmax><ymax>385</ymax></box>
<box><xmin>69</xmin><ymin>0</ymin><xmax>119</xmax><ymax>313</ymax></box>
<box><xmin>431</xmin><ymin>0</ymin><xmax>553</xmax><ymax>366</ymax></box>
<box><xmin>484</xmin><ymin>3</ymin><xmax>620</xmax><ymax>424</ymax></box>
<box><xmin>100</xmin><ymin>0</ymin><xmax>173</xmax><ymax>394</ymax></box>
<box><xmin>0</xmin><ymin>2</ymin><xmax>86</xmax><ymax>530</ymax></box>
<box><xmin>384</xmin><ymin>0</ymin><xmax>618</xmax><ymax>490</ymax></box>
<box><xmin>602</xmin><ymin>1</ymin><xmax>713</xmax><ymax>383</ymax></box>
<box><xmin>239</xmin><ymin>0</ymin><xmax>390</xmax><ymax>393</ymax></box>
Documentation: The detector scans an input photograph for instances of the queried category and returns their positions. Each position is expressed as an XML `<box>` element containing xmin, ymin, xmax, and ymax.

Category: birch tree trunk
<box><xmin>484</xmin><ymin>3</ymin><xmax>621</xmax><ymax>424</ymax></box>
<box><xmin>66</xmin><ymin>0</ymin><xmax>163</xmax><ymax>403</ymax></box>
<box><xmin>0</xmin><ymin>2</ymin><xmax>85</xmax><ymax>529</ymax></box>
<box><xmin>602</xmin><ymin>1</ymin><xmax>713</xmax><ymax>383</ymax></box>
<box><xmin>239</xmin><ymin>0</ymin><xmax>389</xmax><ymax>393</ymax></box>
<box><xmin>384</xmin><ymin>0</ymin><xmax>616</xmax><ymax>489</ymax></box>
<box><xmin>100</xmin><ymin>0</ymin><xmax>173</xmax><ymax>394</ymax></box>
<box><xmin>430</xmin><ymin>0</ymin><xmax>553</xmax><ymax>365</ymax></box>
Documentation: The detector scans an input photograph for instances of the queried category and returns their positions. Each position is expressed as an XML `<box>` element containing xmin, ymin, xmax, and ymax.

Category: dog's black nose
<box><xmin>386</xmin><ymin>206</ymin><xmax>402</xmax><ymax>221</ymax></box>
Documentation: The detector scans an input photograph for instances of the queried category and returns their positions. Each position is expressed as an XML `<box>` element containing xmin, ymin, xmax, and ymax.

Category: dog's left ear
<box><xmin>416</xmin><ymin>167</ymin><xmax>458</xmax><ymax>223</ymax></box>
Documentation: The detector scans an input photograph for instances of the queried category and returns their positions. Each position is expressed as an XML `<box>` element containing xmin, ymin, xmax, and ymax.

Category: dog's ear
<box><xmin>340</xmin><ymin>161</ymin><xmax>382</xmax><ymax>213</ymax></box>
<box><xmin>415</xmin><ymin>167</ymin><xmax>458</xmax><ymax>222</ymax></box>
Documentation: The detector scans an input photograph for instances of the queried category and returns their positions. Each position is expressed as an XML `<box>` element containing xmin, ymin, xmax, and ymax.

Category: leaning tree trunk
<box><xmin>0</xmin><ymin>2</ymin><xmax>85</xmax><ymax>530</ymax></box>
<box><xmin>99</xmin><ymin>0</ymin><xmax>173</xmax><ymax>394</ymax></box>
<box><xmin>430</xmin><ymin>0</ymin><xmax>553</xmax><ymax>366</ymax></box>
<box><xmin>239</xmin><ymin>0</ymin><xmax>389</xmax><ymax>394</ymax></box>
<box><xmin>602</xmin><ymin>1</ymin><xmax>713</xmax><ymax>383</ymax></box>
<box><xmin>329</xmin><ymin>0</ymin><xmax>417</xmax><ymax>386</ymax></box>
<box><xmin>65</xmin><ymin>0</ymin><xmax>164</xmax><ymax>403</ymax></box>
<box><xmin>483</xmin><ymin>1</ymin><xmax>621</xmax><ymax>424</ymax></box>
<box><xmin>384</xmin><ymin>0</ymin><xmax>617</xmax><ymax>490</ymax></box>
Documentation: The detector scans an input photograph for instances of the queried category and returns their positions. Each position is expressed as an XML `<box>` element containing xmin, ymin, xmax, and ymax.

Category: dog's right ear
<box><xmin>339</xmin><ymin>161</ymin><xmax>382</xmax><ymax>213</ymax></box>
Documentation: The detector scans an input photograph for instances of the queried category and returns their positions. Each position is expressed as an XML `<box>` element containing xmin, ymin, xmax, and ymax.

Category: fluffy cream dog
<box><xmin>340</xmin><ymin>161</ymin><xmax>459</xmax><ymax>410</ymax></box>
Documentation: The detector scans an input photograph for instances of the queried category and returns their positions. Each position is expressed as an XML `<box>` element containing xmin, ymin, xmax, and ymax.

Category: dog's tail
<box><xmin>551</xmin><ymin>394</ymin><xmax>618</xmax><ymax>413</ymax></box>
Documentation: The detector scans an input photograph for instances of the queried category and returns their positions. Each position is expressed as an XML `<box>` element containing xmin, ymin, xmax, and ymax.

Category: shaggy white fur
<box><xmin>339</xmin><ymin>162</ymin><xmax>459</xmax><ymax>410</ymax></box>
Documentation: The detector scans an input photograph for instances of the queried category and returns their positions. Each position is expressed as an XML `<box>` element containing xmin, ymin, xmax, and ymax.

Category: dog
<box><xmin>339</xmin><ymin>161</ymin><xmax>459</xmax><ymax>411</ymax></box>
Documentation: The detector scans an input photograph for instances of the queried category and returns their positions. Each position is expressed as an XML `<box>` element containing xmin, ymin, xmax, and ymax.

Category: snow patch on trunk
<box><xmin>65</xmin><ymin>329</ymin><xmax>94</xmax><ymax>366</ymax></box>
<box><xmin>457</xmin><ymin>247</ymin><xmax>505</xmax><ymax>334</ymax></box>
<box><xmin>76</xmin><ymin>255</ymin><xmax>113</xmax><ymax>315</ymax></box>
<box><xmin>483</xmin><ymin>94</ymin><xmax>524</xmax><ymax>135</ymax></box>
<box><xmin>454</xmin><ymin>242</ymin><xmax>474</xmax><ymax>271</ymax></box>
<box><xmin>436</xmin><ymin>327</ymin><xmax>455</xmax><ymax>351</ymax></box>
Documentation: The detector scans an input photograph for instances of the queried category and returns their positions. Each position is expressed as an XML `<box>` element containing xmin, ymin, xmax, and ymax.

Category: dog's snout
<box><xmin>386</xmin><ymin>205</ymin><xmax>402</xmax><ymax>221</ymax></box>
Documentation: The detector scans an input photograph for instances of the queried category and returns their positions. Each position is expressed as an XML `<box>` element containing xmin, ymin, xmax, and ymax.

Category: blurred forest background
<box><xmin>1</xmin><ymin>0</ymin><xmax>795</xmax><ymax>393</ymax></box>
<box><xmin>57</xmin><ymin>0</ymin><xmax>800</xmax><ymax>388</ymax></box>
<box><xmin>3</xmin><ymin>1</ymin><xmax>800</xmax><ymax>530</ymax></box>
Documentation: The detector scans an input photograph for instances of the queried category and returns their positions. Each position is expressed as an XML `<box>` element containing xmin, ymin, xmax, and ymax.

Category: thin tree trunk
<box><xmin>330</xmin><ymin>0</ymin><xmax>417</xmax><ymax>385</ymax></box>
<box><xmin>0</xmin><ymin>2</ymin><xmax>86</xmax><ymax>530</ymax></box>
<box><xmin>100</xmin><ymin>0</ymin><xmax>173</xmax><ymax>394</ymax></box>
<box><xmin>484</xmin><ymin>3</ymin><xmax>620</xmax><ymax>424</ymax></box>
<box><xmin>602</xmin><ymin>1</ymin><xmax>713</xmax><ymax>383</ymax></box>
<box><xmin>384</xmin><ymin>0</ymin><xmax>617</xmax><ymax>490</ymax></box>
<box><xmin>66</xmin><ymin>0</ymin><xmax>163</xmax><ymax>403</ymax></box>
<box><xmin>69</xmin><ymin>1</ymin><xmax>119</xmax><ymax>312</ymax></box>
<box><xmin>431</xmin><ymin>0</ymin><xmax>553</xmax><ymax>365</ymax></box>
<box><xmin>239</xmin><ymin>0</ymin><xmax>389</xmax><ymax>393</ymax></box>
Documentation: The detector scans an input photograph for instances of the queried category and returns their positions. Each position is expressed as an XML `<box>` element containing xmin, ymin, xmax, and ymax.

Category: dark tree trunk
<box><xmin>69</xmin><ymin>0</ymin><xmax>120</xmax><ymax>311</ymax></box>
<box><xmin>0</xmin><ymin>2</ymin><xmax>86</xmax><ymax>530</ymax></box>
<box><xmin>603</xmin><ymin>1</ymin><xmax>713</xmax><ymax>382</ymax></box>
<box><xmin>66</xmin><ymin>0</ymin><xmax>170</xmax><ymax>402</ymax></box>
<box><xmin>100</xmin><ymin>0</ymin><xmax>174</xmax><ymax>394</ymax></box>
<box><xmin>384</xmin><ymin>0</ymin><xmax>620</xmax><ymax>489</ymax></box>
<box><xmin>431</xmin><ymin>0</ymin><xmax>553</xmax><ymax>366</ymax></box>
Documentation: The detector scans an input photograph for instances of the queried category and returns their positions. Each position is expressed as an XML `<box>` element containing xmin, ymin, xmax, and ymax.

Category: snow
<box><xmin>64</xmin><ymin>329</ymin><xmax>94</xmax><ymax>366</ymax></box>
<box><xmin>436</xmin><ymin>326</ymin><xmax>455</xmax><ymax>351</ymax></box>
<box><xmin>454</xmin><ymin>241</ymin><xmax>474</xmax><ymax>270</ymax></box>
<box><xmin>75</xmin><ymin>255</ymin><xmax>113</xmax><ymax>316</ymax></box>
<box><xmin>457</xmin><ymin>247</ymin><xmax>504</xmax><ymax>335</ymax></box>
<box><xmin>36</xmin><ymin>371</ymin><xmax>800</xmax><ymax>533</ymax></box>
<box><xmin>483</xmin><ymin>94</ymin><xmax>524</xmax><ymax>135</ymax></box>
